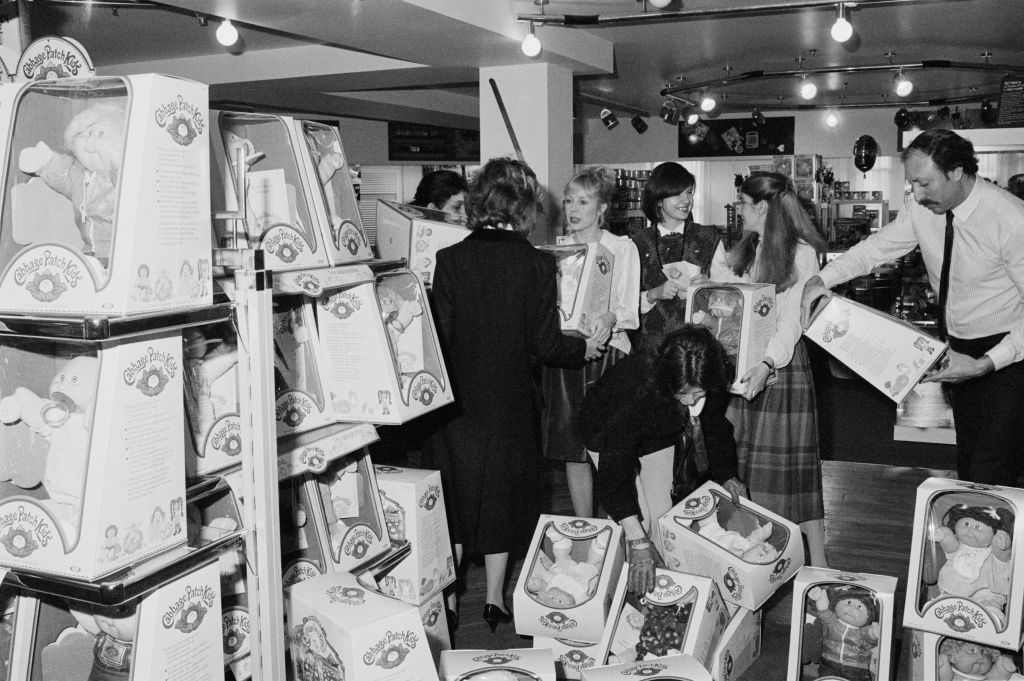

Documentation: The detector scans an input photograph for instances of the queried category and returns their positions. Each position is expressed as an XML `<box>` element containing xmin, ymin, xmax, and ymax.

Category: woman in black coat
<box><xmin>432</xmin><ymin>158</ymin><xmax>601</xmax><ymax>630</ymax></box>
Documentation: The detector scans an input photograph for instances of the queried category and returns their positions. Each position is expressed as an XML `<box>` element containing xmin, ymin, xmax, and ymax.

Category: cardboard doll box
<box><xmin>708</xmin><ymin>607</ymin><xmax>761</xmax><ymax>681</ymax></box>
<box><xmin>580</xmin><ymin>654</ymin><xmax>712</xmax><ymax>681</ymax></box>
<box><xmin>372</xmin><ymin>465</ymin><xmax>455</xmax><ymax>606</ymax></box>
<box><xmin>316</xmin><ymin>268</ymin><xmax>454</xmax><ymax>425</ymax></box>
<box><xmin>272</xmin><ymin>295</ymin><xmax>338</xmax><ymax>437</ymax></box>
<box><xmin>686</xmin><ymin>282</ymin><xmax>777</xmax><ymax>395</ymax></box>
<box><xmin>904</xmin><ymin>477</ymin><xmax>1024</xmax><ymax>650</ymax></box>
<box><xmin>537</xmin><ymin>242</ymin><xmax>614</xmax><ymax>339</ymax></box>
<box><xmin>213</xmin><ymin>111</ymin><xmax>372</xmax><ymax>270</ymax></box>
<box><xmin>277</xmin><ymin>422</ymin><xmax>379</xmax><ymax>481</ymax></box>
<box><xmin>514</xmin><ymin>515</ymin><xmax>625</xmax><ymax>643</ymax></box>
<box><xmin>604</xmin><ymin>568</ymin><xmax>729</xmax><ymax>669</ymax></box>
<box><xmin>375</xmin><ymin>200</ymin><xmax>470</xmax><ymax>288</ymax></box>
<box><xmin>907</xmin><ymin>628</ymin><xmax>1024</xmax><ymax>681</ymax></box>
<box><xmin>0</xmin><ymin>330</ymin><xmax>186</xmax><ymax>580</ymax></box>
<box><xmin>288</xmin><ymin>571</ymin><xmax>438</xmax><ymax>681</ymax></box>
<box><xmin>440</xmin><ymin>648</ymin><xmax>555</xmax><ymax>681</ymax></box>
<box><xmin>787</xmin><ymin>566</ymin><xmax>897</xmax><ymax>681</ymax></box>
<box><xmin>794</xmin><ymin>154</ymin><xmax>823</xmax><ymax>180</ymax></box>
<box><xmin>0</xmin><ymin>74</ymin><xmax>213</xmax><ymax>316</ymax></box>
<box><xmin>279</xmin><ymin>474</ymin><xmax>331</xmax><ymax>589</ymax></box>
<box><xmin>803</xmin><ymin>294</ymin><xmax>947</xmax><ymax>403</ymax></box>
<box><xmin>18</xmin><ymin>559</ymin><xmax>223</xmax><ymax>681</ymax></box>
<box><xmin>657</xmin><ymin>481</ymin><xmax>803</xmax><ymax>611</ymax></box>
<box><xmin>417</xmin><ymin>592</ymin><xmax>451</xmax><ymax>668</ymax></box>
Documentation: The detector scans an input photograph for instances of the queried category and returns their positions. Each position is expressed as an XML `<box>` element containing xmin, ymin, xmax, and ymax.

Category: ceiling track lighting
<box><xmin>216</xmin><ymin>18</ymin><xmax>239</xmax><ymax>46</ymax></box>
<box><xmin>825</xmin><ymin>110</ymin><xmax>840</xmax><ymax>127</ymax></box>
<box><xmin>521</xmin><ymin>21</ymin><xmax>541</xmax><ymax>57</ymax></box>
<box><xmin>599</xmin><ymin>108</ymin><xmax>619</xmax><ymax>130</ymax></box>
<box><xmin>799</xmin><ymin>77</ymin><xmax>818</xmax><ymax>100</ymax></box>
<box><xmin>751</xmin><ymin>109</ymin><xmax>766</xmax><ymax>127</ymax></box>
<box><xmin>699</xmin><ymin>91</ymin><xmax>718</xmax><ymax>112</ymax></box>
<box><xmin>893</xmin><ymin>69</ymin><xmax>914</xmax><ymax>97</ymax></box>
<box><xmin>630</xmin><ymin>114</ymin><xmax>649</xmax><ymax>134</ymax></box>
<box><xmin>659</xmin><ymin>100</ymin><xmax>680</xmax><ymax>124</ymax></box>
<box><xmin>830</xmin><ymin>3</ymin><xmax>853</xmax><ymax>42</ymax></box>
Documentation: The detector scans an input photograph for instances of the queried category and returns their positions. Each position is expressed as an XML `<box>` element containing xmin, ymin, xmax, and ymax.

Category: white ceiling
<box><xmin>24</xmin><ymin>0</ymin><xmax>1024</xmax><ymax>128</ymax></box>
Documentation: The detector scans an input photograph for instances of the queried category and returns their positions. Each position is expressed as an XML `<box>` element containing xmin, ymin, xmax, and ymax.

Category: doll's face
<box><xmin>93</xmin><ymin>608</ymin><xmax>140</xmax><ymax>642</ymax></box>
<box><xmin>67</xmin><ymin>108</ymin><xmax>125</xmax><ymax>176</ymax></box>
<box><xmin>834</xmin><ymin>597</ymin><xmax>870</xmax><ymax>627</ymax></box>
<box><xmin>741</xmin><ymin>542</ymin><xmax>779</xmax><ymax>564</ymax></box>
<box><xmin>955</xmin><ymin>517</ymin><xmax>996</xmax><ymax>549</ymax></box>
<box><xmin>377</xmin><ymin>287</ymin><xmax>398</xmax><ymax>316</ymax></box>
<box><xmin>947</xmin><ymin>642</ymin><xmax>995</xmax><ymax>675</ymax></box>
<box><xmin>49</xmin><ymin>356</ymin><xmax>100</xmax><ymax>412</ymax></box>
<box><xmin>537</xmin><ymin>587</ymin><xmax>576</xmax><ymax>608</ymax></box>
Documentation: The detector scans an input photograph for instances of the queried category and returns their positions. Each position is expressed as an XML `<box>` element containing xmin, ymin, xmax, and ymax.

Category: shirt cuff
<box><xmin>985</xmin><ymin>343</ymin><xmax>1014</xmax><ymax>372</ymax></box>
<box><xmin>640</xmin><ymin>292</ymin><xmax>656</xmax><ymax>315</ymax></box>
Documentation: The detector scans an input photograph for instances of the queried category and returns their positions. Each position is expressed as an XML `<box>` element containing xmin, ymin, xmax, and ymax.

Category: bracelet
<box><xmin>627</xmin><ymin>538</ymin><xmax>652</xmax><ymax>549</ymax></box>
<box><xmin>761</xmin><ymin>359</ymin><xmax>775</xmax><ymax>371</ymax></box>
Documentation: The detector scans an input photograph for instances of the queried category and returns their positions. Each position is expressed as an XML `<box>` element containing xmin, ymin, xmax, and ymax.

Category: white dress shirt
<box><xmin>819</xmin><ymin>179</ymin><xmax>1024</xmax><ymax>370</ymax></box>
<box><xmin>600</xmin><ymin>230</ymin><xmax>641</xmax><ymax>354</ymax></box>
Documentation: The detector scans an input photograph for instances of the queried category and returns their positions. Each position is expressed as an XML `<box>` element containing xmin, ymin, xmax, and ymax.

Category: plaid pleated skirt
<box><xmin>727</xmin><ymin>339</ymin><xmax>824</xmax><ymax>524</ymax></box>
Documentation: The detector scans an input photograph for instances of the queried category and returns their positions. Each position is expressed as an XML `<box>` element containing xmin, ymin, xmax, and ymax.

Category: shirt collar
<box><xmin>952</xmin><ymin>176</ymin><xmax>983</xmax><ymax>224</ymax></box>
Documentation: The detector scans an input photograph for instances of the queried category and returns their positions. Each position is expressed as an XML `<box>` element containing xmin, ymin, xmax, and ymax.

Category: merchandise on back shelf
<box><xmin>686</xmin><ymin>283</ymin><xmax>777</xmax><ymax>395</ymax></box>
<box><xmin>272</xmin><ymin>296</ymin><xmax>337</xmax><ymax>437</ymax></box>
<box><xmin>907</xmin><ymin>629</ymin><xmax>1023</xmax><ymax>681</ymax></box>
<box><xmin>439</xmin><ymin>648</ymin><xmax>555</xmax><ymax>681</ymax></box>
<box><xmin>708</xmin><ymin>607</ymin><xmax>761</xmax><ymax>681</ymax></box>
<box><xmin>514</xmin><ymin>515</ymin><xmax>624</xmax><ymax>643</ymax></box>
<box><xmin>213</xmin><ymin>111</ymin><xmax>371</xmax><ymax>269</ymax></box>
<box><xmin>0</xmin><ymin>75</ymin><xmax>212</xmax><ymax>315</ymax></box>
<box><xmin>0</xmin><ymin>586</ymin><xmax>24</xmax><ymax>680</ymax></box>
<box><xmin>418</xmin><ymin>592</ymin><xmax>451</xmax><ymax>667</ymax></box>
<box><xmin>18</xmin><ymin>559</ymin><xmax>223</xmax><ymax>681</ymax></box>
<box><xmin>904</xmin><ymin>478</ymin><xmax>1024</xmax><ymax>650</ymax></box>
<box><xmin>580</xmin><ymin>653</ymin><xmax>712</xmax><ymax>681</ymax></box>
<box><xmin>316</xmin><ymin>268</ymin><xmax>453</xmax><ymax>425</ymax></box>
<box><xmin>538</xmin><ymin>242</ymin><xmax>614</xmax><ymax>338</ymax></box>
<box><xmin>279</xmin><ymin>475</ymin><xmax>330</xmax><ymax>588</ymax></box>
<box><xmin>277</xmin><ymin>421</ymin><xmax>379</xmax><ymax>481</ymax></box>
<box><xmin>375</xmin><ymin>200</ymin><xmax>470</xmax><ymax>288</ymax></box>
<box><xmin>183</xmin><ymin>318</ymin><xmax>243</xmax><ymax>477</ymax></box>
<box><xmin>657</xmin><ymin>481</ymin><xmax>803</xmax><ymax>611</ymax></box>
<box><xmin>288</xmin><ymin>571</ymin><xmax>438</xmax><ymax>681</ymax></box>
<box><xmin>0</xmin><ymin>331</ymin><xmax>185</xmax><ymax>580</ymax></box>
<box><xmin>371</xmin><ymin>465</ymin><xmax>455</xmax><ymax>605</ymax></box>
<box><xmin>604</xmin><ymin>568</ymin><xmax>728</xmax><ymax>669</ymax></box>
<box><xmin>788</xmin><ymin>566</ymin><xmax>897</xmax><ymax>681</ymax></box>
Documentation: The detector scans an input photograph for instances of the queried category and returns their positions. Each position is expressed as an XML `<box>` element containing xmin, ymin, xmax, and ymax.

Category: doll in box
<box><xmin>807</xmin><ymin>585</ymin><xmax>880</xmax><ymax>681</ymax></box>
<box><xmin>930</xmin><ymin>504</ymin><xmax>1014</xmax><ymax>625</ymax></box>
<box><xmin>376</xmin><ymin>281</ymin><xmax>424</xmax><ymax>376</ymax></box>
<box><xmin>525</xmin><ymin>526</ymin><xmax>610</xmax><ymax>608</ymax></box>
<box><xmin>634</xmin><ymin>592</ymin><xmax>695</xmax><ymax>660</ymax></box>
<box><xmin>184</xmin><ymin>328</ymin><xmax>239</xmax><ymax>444</ymax></box>
<box><xmin>0</xmin><ymin>355</ymin><xmax>99</xmax><ymax>544</ymax></box>
<box><xmin>66</xmin><ymin>602</ymin><xmax>139</xmax><ymax>681</ymax></box>
<box><xmin>690</xmin><ymin>288</ymin><xmax>743</xmax><ymax>357</ymax></box>
<box><xmin>18</xmin><ymin>101</ymin><xmax>126</xmax><ymax>269</ymax></box>
<box><xmin>937</xmin><ymin>637</ymin><xmax>1023</xmax><ymax>681</ymax></box>
<box><xmin>696</xmin><ymin>508</ymin><xmax>779</xmax><ymax>564</ymax></box>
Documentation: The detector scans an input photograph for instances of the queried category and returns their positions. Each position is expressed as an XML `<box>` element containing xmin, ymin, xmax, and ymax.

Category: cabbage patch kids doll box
<box><xmin>440</xmin><ymin>648</ymin><xmax>555</xmax><ymax>681</ymax></box>
<box><xmin>0</xmin><ymin>330</ymin><xmax>185</xmax><ymax>580</ymax></box>
<box><xmin>280</xmin><ymin>475</ymin><xmax>331</xmax><ymax>589</ymax></box>
<box><xmin>418</xmin><ymin>592</ymin><xmax>451</xmax><ymax>667</ymax></box>
<box><xmin>657</xmin><ymin>481</ymin><xmax>802</xmax><ymax>611</ymax></box>
<box><xmin>908</xmin><ymin>629</ymin><xmax>1024</xmax><ymax>680</ymax></box>
<box><xmin>375</xmin><ymin>201</ymin><xmax>469</xmax><ymax>288</ymax></box>
<box><xmin>372</xmin><ymin>465</ymin><xmax>455</xmax><ymax>606</ymax></box>
<box><xmin>316</xmin><ymin>268</ymin><xmax>453</xmax><ymax>425</ymax></box>
<box><xmin>537</xmin><ymin>242</ymin><xmax>614</xmax><ymax>339</ymax></box>
<box><xmin>19</xmin><ymin>559</ymin><xmax>223</xmax><ymax>681</ymax></box>
<box><xmin>183</xmin><ymin>318</ymin><xmax>242</xmax><ymax>477</ymax></box>
<box><xmin>708</xmin><ymin>607</ymin><xmax>761</xmax><ymax>681</ymax></box>
<box><xmin>685</xmin><ymin>283</ymin><xmax>777</xmax><ymax>395</ymax></box>
<box><xmin>514</xmin><ymin>515</ymin><xmax>624</xmax><ymax>643</ymax></box>
<box><xmin>787</xmin><ymin>566</ymin><xmax>897</xmax><ymax>681</ymax></box>
<box><xmin>0</xmin><ymin>75</ymin><xmax>212</xmax><ymax>315</ymax></box>
<box><xmin>580</xmin><ymin>653</ymin><xmax>712</xmax><ymax>681</ymax></box>
<box><xmin>214</xmin><ymin>112</ymin><xmax>371</xmax><ymax>269</ymax></box>
<box><xmin>288</xmin><ymin>571</ymin><xmax>438</xmax><ymax>681</ymax></box>
<box><xmin>904</xmin><ymin>477</ymin><xmax>1024</xmax><ymax>650</ymax></box>
<box><xmin>273</xmin><ymin>296</ymin><xmax>337</xmax><ymax>437</ymax></box>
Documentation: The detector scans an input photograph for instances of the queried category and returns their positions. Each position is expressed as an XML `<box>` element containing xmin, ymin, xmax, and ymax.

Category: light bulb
<box><xmin>521</xmin><ymin>30</ymin><xmax>541</xmax><ymax>58</ymax></box>
<box><xmin>825</xmin><ymin>111</ymin><xmax>839</xmax><ymax>128</ymax></box>
<box><xmin>800</xmin><ymin>81</ymin><xmax>818</xmax><ymax>100</ymax></box>
<box><xmin>685</xmin><ymin>110</ymin><xmax>699</xmax><ymax>126</ymax></box>
<box><xmin>830</xmin><ymin>3</ymin><xmax>853</xmax><ymax>42</ymax></box>
<box><xmin>216</xmin><ymin>18</ymin><xmax>238</xmax><ymax>46</ymax></box>
<box><xmin>894</xmin><ymin>72</ymin><xmax>914</xmax><ymax>97</ymax></box>
<box><xmin>647</xmin><ymin>0</ymin><xmax>673</xmax><ymax>7</ymax></box>
<box><xmin>699</xmin><ymin>93</ymin><xmax>717</xmax><ymax>113</ymax></box>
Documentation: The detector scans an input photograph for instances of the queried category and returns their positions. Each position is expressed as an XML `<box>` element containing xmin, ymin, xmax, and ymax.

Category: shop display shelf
<box><xmin>353</xmin><ymin>539</ymin><xmax>411</xmax><ymax>584</ymax></box>
<box><xmin>0</xmin><ymin>301</ymin><xmax>234</xmax><ymax>341</ymax></box>
<box><xmin>270</xmin><ymin>258</ymin><xmax>407</xmax><ymax>297</ymax></box>
<box><xmin>276</xmin><ymin>421</ymin><xmax>380</xmax><ymax>480</ymax></box>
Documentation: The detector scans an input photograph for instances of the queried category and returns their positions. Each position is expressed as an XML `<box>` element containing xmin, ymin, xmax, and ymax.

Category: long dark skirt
<box><xmin>542</xmin><ymin>348</ymin><xmax>625</xmax><ymax>462</ymax></box>
<box><xmin>727</xmin><ymin>339</ymin><xmax>824</xmax><ymax>524</ymax></box>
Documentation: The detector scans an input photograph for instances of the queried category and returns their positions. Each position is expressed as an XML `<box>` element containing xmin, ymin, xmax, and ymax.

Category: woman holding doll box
<box><xmin>708</xmin><ymin>171</ymin><xmax>829</xmax><ymax>567</ymax></box>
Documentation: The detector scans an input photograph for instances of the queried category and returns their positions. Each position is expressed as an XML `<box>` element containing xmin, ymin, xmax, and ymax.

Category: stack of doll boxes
<box><xmin>213</xmin><ymin>111</ymin><xmax>373</xmax><ymax>270</ymax></box>
<box><xmin>440</xmin><ymin>648</ymin><xmax>556</xmax><ymax>681</ymax></box>
<box><xmin>313</xmin><ymin>264</ymin><xmax>454</xmax><ymax>425</ymax></box>
<box><xmin>372</xmin><ymin>464</ymin><xmax>456</xmax><ymax>663</ymax></box>
<box><xmin>787</xmin><ymin>566</ymin><xmax>897</xmax><ymax>681</ymax></box>
<box><xmin>537</xmin><ymin>242</ymin><xmax>614</xmax><ymax>338</ymax></box>
<box><xmin>903</xmin><ymin>477</ymin><xmax>1024</xmax><ymax>679</ymax></box>
<box><xmin>581</xmin><ymin>654</ymin><xmax>713</xmax><ymax>681</ymax></box>
<box><xmin>375</xmin><ymin>200</ymin><xmax>470</xmax><ymax>288</ymax></box>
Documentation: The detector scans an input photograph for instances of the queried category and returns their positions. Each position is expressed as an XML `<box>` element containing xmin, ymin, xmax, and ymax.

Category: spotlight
<box><xmin>800</xmin><ymin>79</ymin><xmax>818</xmax><ymax>101</ymax></box>
<box><xmin>893</xmin><ymin>107</ymin><xmax>910</xmax><ymax>128</ymax></box>
<box><xmin>631</xmin><ymin>115</ymin><xmax>649</xmax><ymax>134</ymax></box>
<box><xmin>660</xmin><ymin>101</ymin><xmax>680</xmax><ymax>124</ymax></box>
<box><xmin>751</xmin><ymin>109</ymin><xmax>766</xmax><ymax>127</ymax></box>
<box><xmin>893</xmin><ymin>70</ymin><xmax>913</xmax><ymax>97</ymax></box>
<box><xmin>830</xmin><ymin>3</ymin><xmax>853</xmax><ymax>43</ymax></box>
<box><xmin>937</xmin><ymin>106</ymin><xmax>951</xmax><ymax>120</ymax></box>
<box><xmin>825</xmin><ymin>110</ymin><xmax>840</xmax><ymax>128</ymax></box>
<box><xmin>682</xmin><ymin>105</ymin><xmax>699</xmax><ymax>126</ymax></box>
<box><xmin>216</xmin><ymin>18</ymin><xmax>239</xmax><ymax>46</ymax></box>
<box><xmin>647</xmin><ymin>0</ymin><xmax>673</xmax><ymax>7</ymax></box>
<box><xmin>521</xmin><ymin>22</ymin><xmax>541</xmax><ymax>58</ymax></box>
<box><xmin>600</xmin><ymin>108</ymin><xmax>619</xmax><ymax>130</ymax></box>
<box><xmin>980</xmin><ymin>98</ymin><xmax>998</xmax><ymax>125</ymax></box>
<box><xmin>699</xmin><ymin>92</ymin><xmax>718</xmax><ymax>113</ymax></box>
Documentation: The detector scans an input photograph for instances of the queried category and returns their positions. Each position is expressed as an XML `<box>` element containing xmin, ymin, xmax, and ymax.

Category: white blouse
<box><xmin>600</xmin><ymin>230</ymin><xmax>641</xmax><ymax>355</ymax></box>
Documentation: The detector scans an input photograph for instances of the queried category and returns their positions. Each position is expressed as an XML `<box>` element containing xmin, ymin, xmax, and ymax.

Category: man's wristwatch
<box><xmin>627</xmin><ymin>537</ymin><xmax>652</xmax><ymax>550</ymax></box>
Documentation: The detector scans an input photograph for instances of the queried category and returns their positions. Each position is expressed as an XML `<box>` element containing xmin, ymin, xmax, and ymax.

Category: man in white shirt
<box><xmin>801</xmin><ymin>129</ymin><xmax>1024</xmax><ymax>484</ymax></box>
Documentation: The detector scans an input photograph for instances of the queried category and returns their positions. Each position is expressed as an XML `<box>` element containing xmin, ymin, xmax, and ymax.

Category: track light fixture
<box><xmin>980</xmin><ymin>98</ymin><xmax>997</xmax><ymax>124</ymax></box>
<box><xmin>682</xmin><ymin>105</ymin><xmax>699</xmax><ymax>125</ymax></box>
<box><xmin>830</xmin><ymin>3</ymin><xmax>853</xmax><ymax>43</ymax></box>
<box><xmin>660</xmin><ymin>100</ymin><xmax>680</xmax><ymax>124</ymax></box>
<box><xmin>521</xmin><ymin>22</ymin><xmax>541</xmax><ymax>57</ymax></box>
<box><xmin>751</xmin><ymin>109</ymin><xmax>766</xmax><ymax>127</ymax></box>
<box><xmin>825</xmin><ymin>110</ymin><xmax>840</xmax><ymax>128</ymax></box>
<box><xmin>600</xmin><ymin>108</ymin><xmax>619</xmax><ymax>130</ymax></box>
<box><xmin>646</xmin><ymin>0</ymin><xmax>673</xmax><ymax>8</ymax></box>
<box><xmin>699</xmin><ymin>91</ymin><xmax>718</xmax><ymax>112</ymax></box>
<box><xmin>893</xmin><ymin>107</ymin><xmax>910</xmax><ymax>127</ymax></box>
<box><xmin>216</xmin><ymin>18</ymin><xmax>238</xmax><ymax>46</ymax></box>
<box><xmin>631</xmin><ymin>114</ymin><xmax>649</xmax><ymax>134</ymax></box>
<box><xmin>799</xmin><ymin>77</ymin><xmax>817</xmax><ymax>101</ymax></box>
<box><xmin>893</xmin><ymin>70</ymin><xmax>913</xmax><ymax>97</ymax></box>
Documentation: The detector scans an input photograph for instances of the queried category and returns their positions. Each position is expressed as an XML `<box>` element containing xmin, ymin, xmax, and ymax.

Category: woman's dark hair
<box><xmin>728</xmin><ymin>172</ymin><xmax>827</xmax><ymax>291</ymax></box>
<box><xmin>411</xmin><ymin>170</ymin><xmax>468</xmax><ymax>209</ymax></box>
<box><xmin>641</xmin><ymin>162</ymin><xmax>696</xmax><ymax>225</ymax></box>
<box><xmin>466</xmin><ymin>158</ymin><xmax>542</xmax><ymax>234</ymax></box>
<box><xmin>901</xmin><ymin>128</ymin><xmax>979</xmax><ymax>177</ymax></box>
<box><xmin>652</xmin><ymin>325</ymin><xmax>728</xmax><ymax>397</ymax></box>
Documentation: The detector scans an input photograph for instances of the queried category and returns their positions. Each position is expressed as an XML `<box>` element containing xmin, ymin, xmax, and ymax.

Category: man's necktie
<box><xmin>937</xmin><ymin>210</ymin><xmax>955</xmax><ymax>340</ymax></box>
<box><xmin>690</xmin><ymin>415</ymin><xmax>709</xmax><ymax>476</ymax></box>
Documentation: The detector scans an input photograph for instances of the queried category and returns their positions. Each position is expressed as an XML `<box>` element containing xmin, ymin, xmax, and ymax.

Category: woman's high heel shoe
<box><xmin>482</xmin><ymin>603</ymin><xmax>513</xmax><ymax>632</ymax></box>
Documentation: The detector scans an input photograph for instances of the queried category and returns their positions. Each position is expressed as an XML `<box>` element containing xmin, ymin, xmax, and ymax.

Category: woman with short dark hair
<box><xmin>410</xmin><ymin>169</ymin><xmax>468</xmax><ymax>219</ymax></box>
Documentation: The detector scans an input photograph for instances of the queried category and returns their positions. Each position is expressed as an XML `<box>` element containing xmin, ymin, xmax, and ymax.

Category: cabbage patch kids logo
<box><xmin>410</xmin><ymin>374</ymin><xmax>441</xmax><ymax>406</ymax></box>
<box><xmin>722</xmin><ymin>567</ymin><xmax>744</xmax><ymax>600</ymax></box>
<box><xmin>342</xmin><ymin>526</ymin><xmax>376</xmax><ymax>559</ymax></box>
<box><xmin>322</xmin><ymin>291</ymin><xmax>361</xmax><ymax>320</ymax></box>
<box><xmin>334</xmin><ymin>220</ymin><xmax>364</xmax><ymax>256</ymax></box>
<box><xmin>14</xmin><ymin>249</ymin><xmax>88</xmax><ymax>301</ymax></box>
<box><xmin>556</xmin><ymin>518</ymin><xmax>599</xmax><ymax>537</ymax></box>
<box><xmin>18</xmin><ymin>37</ymin><xmax>94</xmax><ymax>81</ymax></box>
<box><xmin>277</xmin><ymin>393</ymin><xmax>314</xmax><ymax>429</ymax></box>
<box><xmin>596</xmin><ymin>254</ymin><xmax>611</xmax><ymax>275</ymax></box>
<box><xmin>162</xmin><ymin>583</ymin><xmax>216</xmax><ymax>633</ymax></box>
<box><xmin>620</xmin><ymin>662</ymin><xmax>667</xmax><ymax>676</ymax></box>
<box><xmin>298</xmin><ymin>445</ymin><xmax>327</xmax><ymax>473</ymax></box>
<box><xmin>294</xmin><ymin>273</ymin><xmax>323</xmax><ymax>296</ymax></box>
<box><xmin>363</xmin><ymin>630</ymin><xmax>419</xmax><ymax>669</ymax></box>
<box><xmin>769</xmin><ymin>557</ymin><xmax>791</xmax><ymax>583</ymax></box>
<box><xmin>326</xmin><ymin>585</ymin><xmax>366</xmax><ymax>605</ymax></box>
<box><xmin>123</xmin><ymin>346</ymin><xmax>178</xmax><ymax>396</ymax></box>
<box><xmin>0</xmin><ymin>504</ymin><xmax>55</xmax><ymax>556</ymax></box>
<box><xmin>282</xmin><ymin>559</ymin><xmax>322</xmax><ymax>588</ymax></box>
<box><xmin>154</xmin><ymin>95</ymin><xmax>205</xmax><ymax>146</ymax></box>
<box><xmin>263</xmin><ymin>228</ymin><xmax>305</xmax><ymax>264</ymax></box>
<box><xmin>419</xmin><ymin>484</ymin><xmax>441</xmax><ymax>511</ymax></box>
<box><xmin>209</xmin><ymin>419</ymin><xmax>243</xmax><ymax>458</ymax></box>
<box><xmin>560</xmin><ymin>648</ymin><xmax>596</xmax><ymax>673</ymax></box>
<box><xmin>422</xmin><ymin>598</ymin><xmax>442</xmax><ymax>628</ymax></box>
<box><xmin>539</xmin><ymin>610</ymin><xmax>579</xmax><ymax>633</ymax></box>
<box><xmin>222</xmin><ymin>608</ymin><xmax>250</xmax><ymax>657</ymax></box>
<box><xmin>293</xmin><ymin>616</ymin><xmax>345</xmax><ymax>681</ymax></box>
<box><xmin>934</xmin><ymin>600</ymin><xmax>988</xmax><ymax>633</ymax></box>
<box><xmin>753</xmin><ymin>293</ymin><xmax>774</xmax><ymax>317</ymax></box>
<box><xmin>649</xmin><ymin>573</ymin><xmax>685</xmax><ymax>602</ymax></box>
<box><xmin>473</xmin><ymin>653</ymin><xmax>521</xmax><ymax>664</ymax></box>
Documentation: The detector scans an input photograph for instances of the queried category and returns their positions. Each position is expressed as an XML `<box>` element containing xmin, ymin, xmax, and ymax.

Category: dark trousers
<box><xmin>948</xmin><ymin>333</ymin><xmax>1024</xmax><ymax>484</ymax></box>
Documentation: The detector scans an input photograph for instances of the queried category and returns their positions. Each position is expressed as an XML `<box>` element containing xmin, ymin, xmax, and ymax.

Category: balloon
<box><xmin>854</xmin><ymin>135</ymin><xmax>878</xmax><ymax>175</ymax></box>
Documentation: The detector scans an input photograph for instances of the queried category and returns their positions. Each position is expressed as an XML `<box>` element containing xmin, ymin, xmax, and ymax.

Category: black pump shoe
<box><xmin>482</xmin><ymin>603</ymin><xmax>513</xmax><ymax>632</ymax></box>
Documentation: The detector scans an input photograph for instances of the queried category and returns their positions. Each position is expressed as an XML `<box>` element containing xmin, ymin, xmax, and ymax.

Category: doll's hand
<box><xmin>807</xmin><ymin>586</ymin><xmax>825</xmax><ymax>601</ymax></box>
<box><xmin>19</xmin><ymin>141</ymin><xmax>55</xmax><ymax>175</ymax></box>
<box><xmin>867</xmin><ymin>621</ymin><xmax>880</xmax><ymax>638</ymax></box>
<box><xmin>317</xmin><ymin>151</ymin><xmax>345</xmax><ymax>185</ymax></box>
<box><xmin>994</xmin><ymin>529</ymin><xmax>1011</xmax><ymax>551</ymax></box>
<box><xmin>0</xmin><ymin>394</ymin><xmax>24</xmax><ymax>424</ymax></box>
<box><xmin>929</xmin><ymin>526</ymin><xmax>953</xmax><ymax>543</ymax></box>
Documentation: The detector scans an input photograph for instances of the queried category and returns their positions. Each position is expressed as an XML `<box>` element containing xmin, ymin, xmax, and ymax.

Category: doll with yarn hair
<box><xmin>525</xmin><ymin>527</ymin><xmax>610</xmax><ymax>608</ymax></box>
<box><xmin>807</xmin><ymin>584</ymin><xmax>880</xmax><ymax>681</ymax></box>
<box><xmin>696</xmin><ymin>508</ymin><xmax>779</xmax><ymax>564</ymax></box>
<box><xmin>938</xmin><ymin>637</ymin><xmax>1023</xmax><ymax>681</ymax></box>
<box><xmin>930</xmin><ymin>504</ymin><xmax>1013</xmax><ymax>625</ymax></box>
<box><xmin>689</xmin><ymin>288</ymin><xmax>743</xmax><ymax>357</ymax></box>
